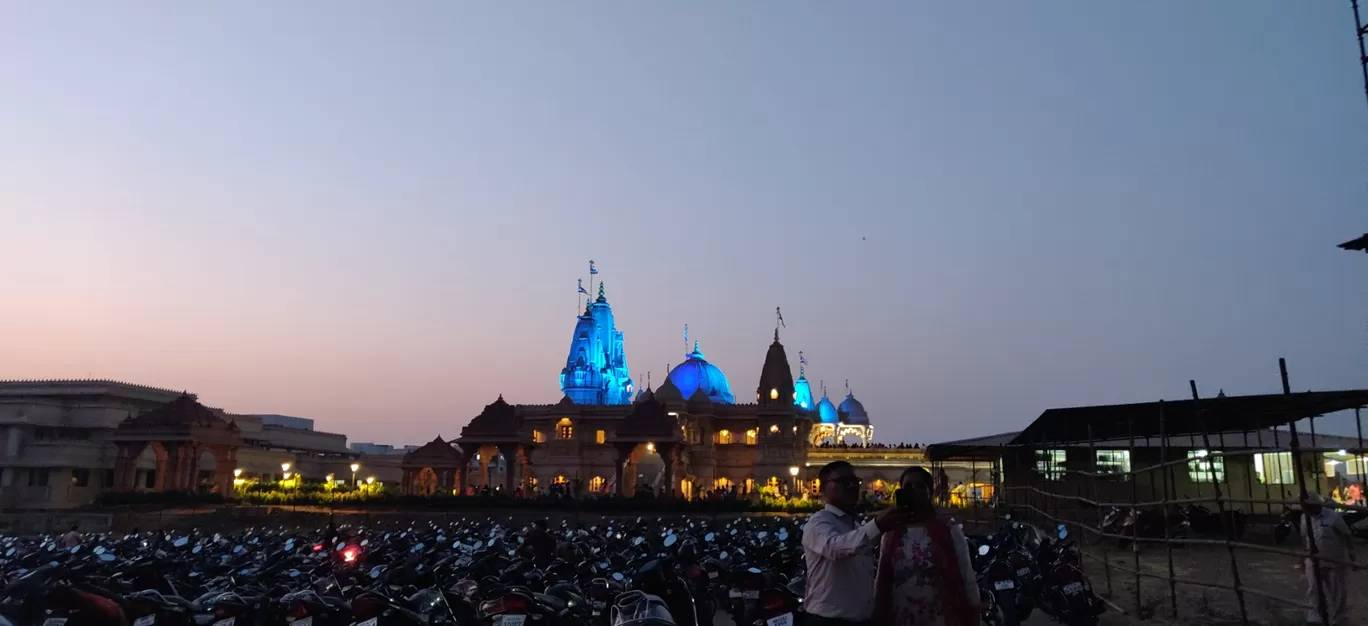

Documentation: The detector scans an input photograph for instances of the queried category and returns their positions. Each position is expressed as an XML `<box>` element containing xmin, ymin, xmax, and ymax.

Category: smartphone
<box><xmin>894</xmin><ymin>487</ymin><xmax>910</xmax><ymax>510</ymax></box>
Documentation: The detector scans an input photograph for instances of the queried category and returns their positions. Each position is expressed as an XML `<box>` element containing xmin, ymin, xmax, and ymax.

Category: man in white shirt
<box><xmin>802</xmin><ymin>461</ymin><xmax>908</xmax><ymax>626</ymax></box>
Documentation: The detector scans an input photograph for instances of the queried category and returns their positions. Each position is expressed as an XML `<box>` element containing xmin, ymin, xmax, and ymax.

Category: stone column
<box><xmin>498</xmin><ymin>444</ymin><xmax>520</xmax><ymax>494</ymax></box>
<box><xmin>457</xmin><ymin>444</ymin><xmax>479</xmax><ymax>495</ymax></box>
<box><xmin>113</xmin><ymin>443</ymin><xmax>142</xmax><ymax>492</ymax></box>
<box><xmin>658</xmin><ymin>443</ymin><xmax>678</xmax><ymax>498</ymax></box>
<box><xmin>153</xmin><ymin>445</ymin><xmax>170</xmax><ymax>491</ymax></box>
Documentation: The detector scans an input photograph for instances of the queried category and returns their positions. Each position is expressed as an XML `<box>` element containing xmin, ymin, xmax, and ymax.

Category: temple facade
<box><xmin>451</xmin><ymin>277</ymin><xmax>882</xmax><ymax>498</ymax></box>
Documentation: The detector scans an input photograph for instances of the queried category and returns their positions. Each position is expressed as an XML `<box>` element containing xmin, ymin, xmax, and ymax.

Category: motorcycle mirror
<box><xmin>705</xmin><ymin>533</ymin><xmax>715</xmax><ymax>543</ymax></box>
<box><xmin>1004</xmin><ymin>514</ymin><xmax>1012</xmax><ymax>520</ymax></box>
<box><xmin>978</xmin><ymin>545</ymin><xmax>990</xmax><ymax>556</ymax></box>
<box><xmin>566</xmin><ymin>531</ymin><xmax>575</xmax><ymax>540</ymax></box>
<box><xmin>730</xmin><ymin>529</ymin><xmax>737</xmax><ymax>536</ymax></box>
<box><xmin>174</xmin><ymin>538</ymin><xmax>189</xmax><ymax>548</ymax></box>
<box><xmin>1059</xmin><ymin>529</ymin><xmax>1068</xmax><ymax>540</ymax></box>
<box><xmin>736</xmin><ymin>548</ymin><xmax>746</xmax><ymax>557</ymax></box>
<box><xmin>1057</xmin><ymin>524</ymin><xmax>1066</xmax><ymax>531</ymax></box>
<box><xmin>412</xmin><ymin>543</ymin><xmax>425</xmax><ymax>553</ymax></box>
<box><xmin>474</xmin><ymin>540</ymin><xmax>483</xmax><ymax>550</ymax></box>
<box><xmin>370</xmin><ymin>566</ymin><xmax>383</xmax><ymax>579</ymax></box>
<box><xmin>284</xmin><ymin>539</ymin><xmax>294</xmax><ymax>551</ymax></box>
<box><xmin>437</xmin><ymin>535</ymin><xmax>446</xmax><ymax>543</ymax></box>
<box><xmin>612</xmin><ymin>572</ymin><xmax>624</xmax><ymax>582</ymax></box>
<box><xmin>719</xmin><ymin>551</ymin><xmax>728</xmax><ymax>560</ymax></box>
<box><xmin>92</xmin><ymin>545</ymin><xmax>105</xmax><ymax>555</ymax></box>
<box><xmin>233</xmin><ymin>545</ymin><xmax>245</xmax><ymax>554</ymax></box>
<box><xmin>747</xmin><ymin>567</ymin><xmax>762</xmax><ymax>574</ymax></box>
<box><xmin>5</xmin><ymin>548</ymin><xmax>13</xmax><ymax>557</ymax></box>
<box><xmin>633</xmin><ymin>537</ymin><xmax>644</xmax><ymax>546</ymax></box>
<box><xmin>664</xmin><ymin>535</ymin><xmax>677</xmax><ymax>547</ymax></box>
<box><xmin>289</xmin><ymin>569</ymin><xmax>301</xmax><ymax>578</ymax></box>
<box><xmin>214</xmin><ymin>533</ymin><xmax>222</xmax><ymax>543</ymax></box>
<box><xmin>99</xmin><ymin>553</ymin><xmax>116</xmax><ymax>562</ymax></box>
<box><xmin>192</xmin><ymin>545</ymin><xmax>202</xmax><ymax>554</ymax></box>
<box><xmin>361</xmin><ymin>539</ymin><xmax>369</xmax><ymax>547</ymax></box>
<box><xmin>778</xmin><ymin>530</ymin><xmax>789</xmax><ymax>541</ymax></box>
<box><xmin>757</xmin><ymin>531</ymin><xmax>768</xmax><ymax>540</ymax></box>
<box><xmin>517</xmin><ymin>536</ymin><xmax>525</xmax><ymax>545</ymax></box>
<box><xmin>69</xmin><ymin>545</ymin><xmax>81</xmax><ymax>554</ymax></box>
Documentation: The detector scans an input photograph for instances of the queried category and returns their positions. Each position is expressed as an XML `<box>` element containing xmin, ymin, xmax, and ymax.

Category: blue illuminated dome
<box><xmin>840</xmin><ymin>392</ymin><xmax>870</xmax><ymax>425</ymax></box>
<box><xmin>667</xmin><ymin>342</ymin><xmax>735</xmax><ymax>404</ymax></box>
<box><xmin>793</xmin><ymin>367</ymin><xmax>815</xmax><ymax>411</ymax></box>
<box><xmin>816</xmin><ymin>391</ymin><xmax>839</xmax><ymax>424</ymax></box>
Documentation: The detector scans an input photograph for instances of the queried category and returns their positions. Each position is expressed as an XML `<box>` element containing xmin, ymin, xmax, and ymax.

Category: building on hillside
<box><xmin>0</xmin><ymin>380</ymin><xmax>359</xmax><ymax>509</ymax></box>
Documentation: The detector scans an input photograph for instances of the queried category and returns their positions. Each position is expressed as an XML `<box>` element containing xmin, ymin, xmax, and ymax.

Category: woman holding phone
<box><xmin>874</xmin><ymin>466</ymin><xmax>981</xmax><ymax>626</ymax></box>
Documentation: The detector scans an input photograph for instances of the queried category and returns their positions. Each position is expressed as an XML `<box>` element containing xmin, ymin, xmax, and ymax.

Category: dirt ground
<box><xmin>1074</xmin><ymin>526</ymin><xmax>1366</xmax><ymax>626</ymax></box>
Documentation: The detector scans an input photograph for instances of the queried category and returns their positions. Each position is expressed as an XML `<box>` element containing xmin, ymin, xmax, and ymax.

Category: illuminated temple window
<box><xmin>532</xmin><ymin>430</ymin><xmax>546</xmax><ymax>444</ymax></box>
<box><xmin>553</xmin><ymin>475</ymin><xmax>568</xmax><ymax>485</ymax></box>
<box><xmin>716</xmin><ymin>430</ymin><xmax>733</xmax><ymax>445</ymax></box>
<box><xmin>767</xmin><ymin>476</ymin><xmax>779</xmax><ymax>488</ymax></box>
<box><xmin>595</xmin><ymin>430</ymin><xmax>606</xmax><ymax>445</ymax></box>
<box><xmin>744</xmin><ymin>478</ymin><xmax>754</xmax><ymax>493</ymax></box>
<box><xmin>715</xmin><ymin>477</ymin><xmax>733</xmax><ymax>490</ymax></box>
<box><xmin>589</xmin><ymin>476</ymin><xmax>605</xmax><ymax>492</ymax></box>
<box><xmin>769</xmin><ymin>424</ymin><xmax>779</xmax><ymax>434</ymax></box>
<box><xmin>556</xmin><ymin>418</ymin><xmax>573</xmax><ymax>440</ymax></box>
<box><xmin>745</xmin><ymin>430</ymin><xmax>757</xmax><ymax>445</ymax></box>
<box><xmin>769</xmin><ymin>388</ymin><xmax>779</xmax><ymax>400</ymax></box>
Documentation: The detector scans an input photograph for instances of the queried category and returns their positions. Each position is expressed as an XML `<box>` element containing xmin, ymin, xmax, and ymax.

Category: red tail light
<box><xmin>760</xmin><ymin>590</ymin><xmax>789</xmax><ymax>614</ymax></box>
<box><xmin>313</xmin><ymin>544</ymin><xmax>323</xmax><ymax>552</ymax></box>
<box><xmin>342</xmin><ymin>548</ymin><xmax>357</xmax><ymax>562</ymax></box>
<box><xmin>479</xmin><ymin>595</ymin><xmax>530</xmax><ymax>617</ymax></box>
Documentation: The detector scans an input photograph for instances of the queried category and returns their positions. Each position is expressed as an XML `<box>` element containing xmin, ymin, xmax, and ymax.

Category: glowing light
<box><xmin>666</xmin><ymin>344</ymin><xmax>736</xmax><ymax>404</ymax></box>
<box><xmin>769</xmin><ymin>425</ymin><xmax>779</xmax><ymax>434</ymax></box>
<box><xmin>343</xmin><ymin>548</ymin><xmax>357</xmax><ymax>562</ymax></box>
<box><xmin>1338</xmin><ymin>449</ymin><xmax>1348</xmax><ymax>456</ymax></box>
<box><xmin>769</xmin><ymin>388</ymin><xmax>779</xmax><ymax>400</ymax></box>
<box><xmin>350</xmin><ymin>463</ymin><xmax>360</xmax><ymax>472</ymax></box>
<box><xmin>281</xmin><ymin>462</ymin><xmax>291</xmax><ymax>473</ymax></box>
<box><xmin>646</xmin><ymin>442</ymin><xmax>656</xmax><ymax>453</ymax></box>
<box><xmin>233</xmin><ymin>469</ymin><xmax>242</xmax><ymax>478</ymax></box>
<box><xmin>789</xmin><ymin>467</ymin><xmax>799</xmax><ymax>477</ymax></box>
<box><xmin>366</xmin><ymin>476</ymin><xmax>375</xmax><ymax>484</ymax></box>
<box><xmin>283</xmin><ymin>472</ymin><xmax>292</xmax><ymax>480</ymax></box>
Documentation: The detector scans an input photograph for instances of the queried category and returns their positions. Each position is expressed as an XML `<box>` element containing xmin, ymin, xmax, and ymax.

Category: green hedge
<box><xmin>95</xmin><ymin>490</ymin><xmax>824</xmax><ymax>514</ymax></box>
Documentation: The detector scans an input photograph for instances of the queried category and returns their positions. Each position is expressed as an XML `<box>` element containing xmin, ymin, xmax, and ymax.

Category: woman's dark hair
<box><xmin>900</xmin><ymin>466</ymin><xmax>933</xmax><ymax>486</ymax></box>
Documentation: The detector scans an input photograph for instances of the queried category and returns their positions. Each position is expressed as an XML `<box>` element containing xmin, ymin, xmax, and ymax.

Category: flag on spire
<box><xmin>578</xmin><ymin>279</ymin><xmax>588</xmax><ymax>295</ymax></box>
<box><xmin>589</xmin><ymin>260</ymin><xmax>598</xmax><ymax>275</ymax></box>
<box><xmin>799</xmin><ymin>351</ymin><xmax>807</xmax><ymax>366</ymax></box>
<box><xmin>776</xmin><ymin>306</ymin><xmax>785</xmax><ymax>328</ymax></box>
<box><xmin>684</xmin><ymin>324</ymin><xmax>689</xmax><ymax>345</ymax></box>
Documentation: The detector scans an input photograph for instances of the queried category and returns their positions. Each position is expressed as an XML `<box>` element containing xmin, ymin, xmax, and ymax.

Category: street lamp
<box><xmin>789</xmin><ymin>466</ymin><xmax>800</xmax><ymax>495</ymax></box>
<box><xmin>350</xmin><ymin>463</ymin><xmax>360</xmax><ymax>488</ymax></box>
<box><xmin>233</xmin><ymin>468</ymin><xmax>242</xmax><ymax>478</ymax></box>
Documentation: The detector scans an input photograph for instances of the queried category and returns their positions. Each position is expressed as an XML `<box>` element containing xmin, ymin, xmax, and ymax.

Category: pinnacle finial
<box><xmin>598</xmin><ymin>282</ymin><xmax>606</xmax><ymax>301</ymax></box>
<box><xmin>693</xmin><ymin>340</ymin><xmax>700</xmax><ymax>353</ymax></box>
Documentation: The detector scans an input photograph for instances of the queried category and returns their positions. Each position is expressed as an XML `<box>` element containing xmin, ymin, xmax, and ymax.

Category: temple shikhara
<box><xmin>429</xmin><ymin>274</ymin><xmax>893</xmax><ymax>499</ymax></box>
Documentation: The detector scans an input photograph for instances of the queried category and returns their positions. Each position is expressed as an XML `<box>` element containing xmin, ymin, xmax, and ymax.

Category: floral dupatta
<box><xmin>873</xmin><ymin>515</ymin><xmax>975</xmax><ymax>626</ymax></box>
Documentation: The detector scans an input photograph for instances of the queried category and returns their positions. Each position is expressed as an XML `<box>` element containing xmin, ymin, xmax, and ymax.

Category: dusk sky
<box><xmin>3</xmin><ymin>3</ymin><xmax>1367</xmax><ymax>446</ymax></box>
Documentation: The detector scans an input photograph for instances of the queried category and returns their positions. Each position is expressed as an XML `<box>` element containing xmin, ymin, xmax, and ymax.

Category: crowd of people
<box><xmin>816</xmin><ymin>441</ymin><xmax>924</xmax><ymax>449</ymax></box>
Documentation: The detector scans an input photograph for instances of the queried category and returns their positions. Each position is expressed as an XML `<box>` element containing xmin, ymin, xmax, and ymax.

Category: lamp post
<box><xmin>281</xmin><ymin>462</ymin><xmax>293</xmax><ymax>492</ymax></box>
<box><xmin>789</xmin><ymin>466</ymin><xmax>800</xmax><ymax>495</ymax></box>
<box><xmin>350</xmin><ymin>463</ymin><xmax>360</xmax><ymax>488</ymax></box>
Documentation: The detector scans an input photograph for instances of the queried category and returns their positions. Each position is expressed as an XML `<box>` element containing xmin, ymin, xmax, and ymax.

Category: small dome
<box><xmin>840</xmin><ymin>393</ymin><xmax>869</xmax><ymax>425</ymax></box>
<box><xmin>667</xmin><ymin>343</ymin><xmax>735</xmax><ymax>404</ymax></box>
<box><xmin>816</xmin><ymin>392</ymin><xmax>839</xmax><ymax>424</ymax></box>
<box><xmin>793</xmin><ymin>370</ymin><xmax>815</xmax><ymax>412</ymax></box>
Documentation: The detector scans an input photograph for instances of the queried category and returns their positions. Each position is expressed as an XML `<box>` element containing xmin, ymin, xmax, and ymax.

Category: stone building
<box><xmin>0</xmin><ymin>380</ymin><xmax>357</xmax><ymax>509</ymax></box>
<box><xmin>450</xmin><ymin>281</ymin><xmax>885</xmax><ymax>498</ymax></box>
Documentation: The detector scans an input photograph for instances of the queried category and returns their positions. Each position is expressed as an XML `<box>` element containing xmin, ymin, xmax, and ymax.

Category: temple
<box><xmin>559</xmin><ymin>283</ymin><xmax>634</xmax><ymax>405</ymax></box>
<box><xmin>446</xmin><ymin>270</ymin><xmax>890</xmax><ymax>499</ymax></box>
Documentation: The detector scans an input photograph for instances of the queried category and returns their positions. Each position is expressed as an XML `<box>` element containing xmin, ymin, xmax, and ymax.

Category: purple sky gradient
<box><xmin>2</xmin><ymin>2</ymin><xmax>1367</xmax><ymax>445</ymax></box>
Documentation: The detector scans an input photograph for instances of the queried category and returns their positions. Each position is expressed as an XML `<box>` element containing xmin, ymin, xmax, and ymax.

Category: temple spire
<box><xmin>597</xmin><ymin>282</ymin><xmax>606</xmax><ymax>302</ymax></box>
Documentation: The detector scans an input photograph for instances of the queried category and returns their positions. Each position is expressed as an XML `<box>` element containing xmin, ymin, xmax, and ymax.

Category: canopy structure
<box><xmin>1015</xmin><ymin>389</ymin><xmax>1368</xmax><ymax>445</ymax></box>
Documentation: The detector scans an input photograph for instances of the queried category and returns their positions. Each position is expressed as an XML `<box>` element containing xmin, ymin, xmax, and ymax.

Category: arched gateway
<box><xmin>110</xmin><ymin>393</ymin><xmax>242</xmax><ymax>494</ymax></box>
